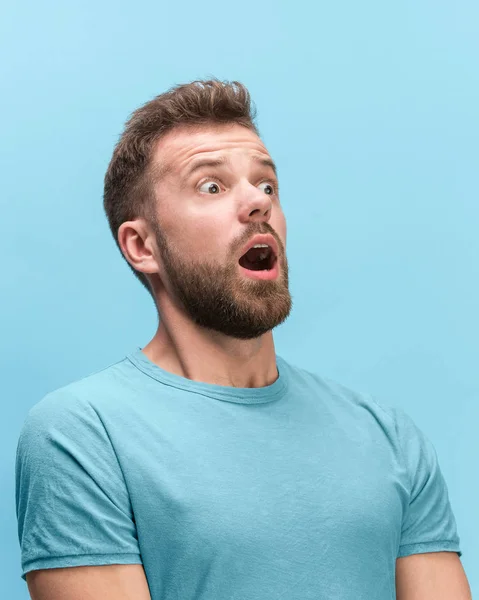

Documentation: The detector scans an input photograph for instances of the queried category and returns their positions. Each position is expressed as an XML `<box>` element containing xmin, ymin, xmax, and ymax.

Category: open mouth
<box><xmin>238</xmin><ymin>245</ymin><xmax>277</xmax><ymax>271</ymax></box>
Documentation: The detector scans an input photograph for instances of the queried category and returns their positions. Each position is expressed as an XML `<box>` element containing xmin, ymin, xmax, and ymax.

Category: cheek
<box><xmin>273</xmin><ymin>213</ymin><xmax>287</xmax><ymax>249</ymax></box>
<box><xmin>182</xmin><ymin>218</ymin><xmax>228</xmax><ymax>261</ymax></box>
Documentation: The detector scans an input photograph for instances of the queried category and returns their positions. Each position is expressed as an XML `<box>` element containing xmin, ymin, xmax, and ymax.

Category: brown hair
<box><xmin>103</xmin><ymin>78</ymin><xmax>259</xmax><ymax>294</ymax></box>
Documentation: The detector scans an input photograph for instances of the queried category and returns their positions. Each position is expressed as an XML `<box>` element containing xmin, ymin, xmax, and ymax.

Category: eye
<box><xmin>199</xmin><ymin>180</ymin><xmax>221</xmax><ymax>194</ymax></box>
<box><xmin>258</xmin><ymin>181</ymin><xmax>275</xmax><ymax>195</ymax></box>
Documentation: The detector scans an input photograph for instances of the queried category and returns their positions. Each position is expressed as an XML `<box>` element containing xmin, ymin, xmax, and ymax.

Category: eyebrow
<box><xmin>254</xmin><ymin>156</ymin><xmax>277</xmax><ymax>176</ymax></box>
<box><xmin>183</xmin><ymin>155</ymin><xmax>278</xmax><ymax>179</ymax></box>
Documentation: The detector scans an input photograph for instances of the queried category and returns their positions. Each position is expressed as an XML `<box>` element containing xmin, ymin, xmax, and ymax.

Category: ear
<box><xmin>117</xmin><ymin>218</ymin><xmax>159</xmax><ymax>275</ymax></box>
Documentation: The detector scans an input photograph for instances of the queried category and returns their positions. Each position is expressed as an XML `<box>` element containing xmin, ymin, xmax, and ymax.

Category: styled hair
<box><xmin>103</xmin><ymin>78</ymin><xmax>259</xmax><ymax>293</ymax></box>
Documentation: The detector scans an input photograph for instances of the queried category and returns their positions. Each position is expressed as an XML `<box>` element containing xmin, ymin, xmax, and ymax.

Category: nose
<box><xmin>238</xmin><ymin>180</ymin><xmax>273</xmax><ymax>224</ymax></box>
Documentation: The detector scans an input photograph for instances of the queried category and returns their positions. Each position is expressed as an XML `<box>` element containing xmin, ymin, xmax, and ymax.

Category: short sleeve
<box><xmin>393</xmin><ymin>407</ymin><xmax>462</xmax><ymax>558</ymax></box>
<box><xmin>15</xmin><ymin>390</ymin><xmax>142</xmax><ymax>581</ymax></box>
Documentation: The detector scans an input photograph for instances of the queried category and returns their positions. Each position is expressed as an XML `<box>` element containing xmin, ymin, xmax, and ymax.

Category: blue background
<box><xmin>1</xmin><ymin>0</ymin><xmax>477</xmax><ymax>596</ymax></box>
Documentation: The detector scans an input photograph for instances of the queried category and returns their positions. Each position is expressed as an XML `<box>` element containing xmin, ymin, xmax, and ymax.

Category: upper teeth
<box><xmin>251</xmin><ymin>243</ymin><xmax>271</xmax><ymax>261</ymax></box>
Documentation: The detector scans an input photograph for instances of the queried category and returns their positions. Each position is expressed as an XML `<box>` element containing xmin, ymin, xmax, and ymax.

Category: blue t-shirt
<box><xmin>16</xmin><ymin>348</ymin><xmax>462</xmax><ymax>599</ymax></box>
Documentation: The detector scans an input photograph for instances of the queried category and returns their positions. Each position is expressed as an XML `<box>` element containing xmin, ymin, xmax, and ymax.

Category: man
<box><xmin>16</xmin><ymin>79</ymin><xmax>471</xmax><ymax>599</ymax></box>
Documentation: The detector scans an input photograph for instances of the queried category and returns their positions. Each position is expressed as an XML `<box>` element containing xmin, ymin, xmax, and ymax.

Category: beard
<box><xmin>151</xmin><ymin>221</ymin><xmax>293</xmax><ymax>340</ymax></box>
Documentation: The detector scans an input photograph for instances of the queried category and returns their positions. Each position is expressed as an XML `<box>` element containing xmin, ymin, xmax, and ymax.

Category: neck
<box><xmin>141</xmin><ymin>298</ymin><xmax>279</xmax><ymax>389</ymax></box>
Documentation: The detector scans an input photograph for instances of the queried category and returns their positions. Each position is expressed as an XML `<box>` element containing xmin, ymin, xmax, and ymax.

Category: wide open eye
<box><xmin>199</xmin><ymin>181</ymin><xmax>221</xmax><ymax>194</ymax></box>
<box><xmin>258</xmin><ymin>182</ymin><xmax>275</xmax><ymax>195</ymax></box>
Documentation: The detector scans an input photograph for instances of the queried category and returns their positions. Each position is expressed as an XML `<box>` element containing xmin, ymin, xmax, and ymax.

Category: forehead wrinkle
<box><xmin>179</xmin><ymin>149</ymin><xmax>276</xmax><ymax>178</ymax></box>
<box><xmin>152</xmin><ymin>146</ymin><xmax>227</xmax><ymax>184</ymax></box>
<box><xmin>151</xmin><ymin>136</ymin><xmax>276</xmax><ymax>189</ymax></box>
<box><xmin>183</xmin><ymin>155</ymin><xmax>230</xmax><ymax>178</ymax></box>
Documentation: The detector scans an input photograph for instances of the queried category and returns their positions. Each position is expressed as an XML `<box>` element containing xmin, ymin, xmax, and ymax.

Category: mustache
<box><xmin>236</xmin><ymin>223</ymin><xmax>279</xmax><ymax>250</ymax></box>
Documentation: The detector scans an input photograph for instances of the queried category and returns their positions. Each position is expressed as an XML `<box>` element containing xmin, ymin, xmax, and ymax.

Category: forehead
<box><xmin>151</xmin><ymin>123</ymin><xmax>271</xmax><ymax>177</ymax></box>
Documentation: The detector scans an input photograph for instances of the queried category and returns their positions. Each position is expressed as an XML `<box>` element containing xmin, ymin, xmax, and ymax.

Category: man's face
<box><xmin>148</xmin><ymin>122</ymin><xmax>292</xmax><ymax>340</ymax></box>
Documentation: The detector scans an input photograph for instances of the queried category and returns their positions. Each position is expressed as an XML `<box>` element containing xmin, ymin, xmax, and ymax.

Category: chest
<box><xmin>122</xmin><ymin>401</ymin><xmax>406</xmax><ymax>561</ymax></box>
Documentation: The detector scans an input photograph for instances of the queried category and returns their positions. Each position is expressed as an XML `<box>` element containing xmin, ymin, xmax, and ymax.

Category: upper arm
<box><xmin>26</xmin><ymin>564</ymin><xmax>151</xmax><ymax>600</ymax></box>
<box><xmin>396</xmin><ymin>552</ymin><xmax>472</xmax><ymax>600</ymax></box>
<box><xmin>16</xmin><ymin>392</ymin><xmax>142</xmax><ymax>581</ymax></box>
<box><xmin>393</xmin><ymin>407</ymin><xmax>462</xmax><ymax>558</ymax></box>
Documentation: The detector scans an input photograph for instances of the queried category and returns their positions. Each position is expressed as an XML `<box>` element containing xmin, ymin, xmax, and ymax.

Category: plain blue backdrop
<box><xmin>1</xmin><ymin>0</ymin><xmax>477</xmax><ymax>596</ymax></box>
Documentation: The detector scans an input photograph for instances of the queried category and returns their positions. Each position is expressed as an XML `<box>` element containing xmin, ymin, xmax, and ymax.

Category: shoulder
<box><xmin>17</xmin><ymin>355</ymin><xmax>136</xmax><ymax>451</ymax></box>
<box><xmin>279</xmin><ymin>357</ymin><xmax>433</xmax><ymax>464</ymax></box>
<box><xmin>280</xmin><ymin>355</ymin><xmax>402</xmax><ymax>423</ymax></box>
<box><xmin>25</xmin><ymin>355</ymin><xmax>133</xmax><ymax>417</ymax></box>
